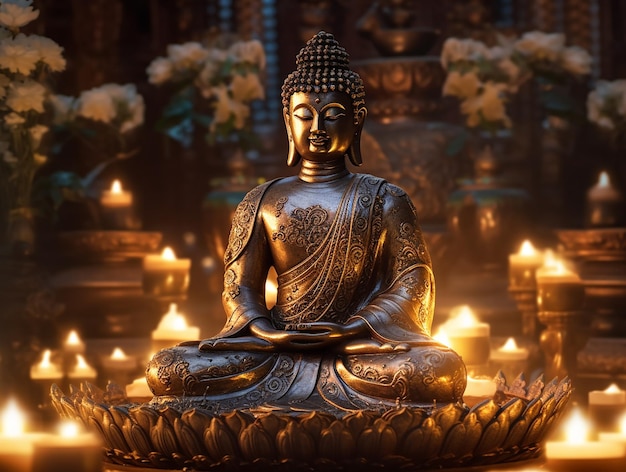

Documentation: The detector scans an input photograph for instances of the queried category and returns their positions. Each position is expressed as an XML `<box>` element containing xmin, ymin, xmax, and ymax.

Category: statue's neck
<box><xmin>299</xmin><ymin>158</ymin><xmax>349</xmax><ymax>183</ymax></box>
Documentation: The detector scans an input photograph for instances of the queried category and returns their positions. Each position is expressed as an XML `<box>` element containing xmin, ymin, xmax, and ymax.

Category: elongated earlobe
<box><xmin>348</xmin><ymin>107</ymin><xmax>367</xmax><ymax>166</ymax></box>
<box><xmin>284</xmin><ymin>110</ymin><xmax>300</xmax><ymax>167</ymax></box>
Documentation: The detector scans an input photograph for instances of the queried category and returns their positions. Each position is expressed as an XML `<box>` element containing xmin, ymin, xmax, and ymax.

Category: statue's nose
<box><xmin>311</xmin><ymin>114</ymin><xmax>325</xmax><ymax>132</ymax></box>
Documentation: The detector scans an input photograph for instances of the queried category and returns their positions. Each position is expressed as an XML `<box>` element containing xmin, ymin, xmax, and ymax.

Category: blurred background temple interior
<box><xmin>1</xmin><ymin>0</ymin><xmax>626</xmax><ymax>440</ymax></box>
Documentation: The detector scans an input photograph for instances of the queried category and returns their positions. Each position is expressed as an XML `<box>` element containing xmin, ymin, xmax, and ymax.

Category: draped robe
<box><xmin>146</xmin><ymin>174</ymin><xmax>466</xmax><ymax>413</ymax></box>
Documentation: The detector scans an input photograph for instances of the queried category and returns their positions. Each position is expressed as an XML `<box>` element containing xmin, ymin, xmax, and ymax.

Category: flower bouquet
<box><xmin>587</xmin><ymin>79</ymin><xmax>626</xmax><ymax>144</ymax></box>
<box><xmin>147</xmin><ymin>35</ymin><xmax>266</xmax><ymax>151</ymax></box>
<box><xmin>0</xmin><ymin>0</ymin><xmax>65</xmax><ymax>251</ymax></box>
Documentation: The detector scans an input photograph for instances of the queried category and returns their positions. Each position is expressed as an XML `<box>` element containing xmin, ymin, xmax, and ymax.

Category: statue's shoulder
<box><xmin>355</xmin><ymin>173</ymin><xmax>408</xmax><ymax>198</ymax></box>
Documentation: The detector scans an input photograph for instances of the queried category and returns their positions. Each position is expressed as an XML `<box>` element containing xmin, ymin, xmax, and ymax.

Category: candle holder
<box><xmin>508</xmin><ymin>286</ymin><xmax>539</xmax><ymax>340</ymax></box>
<box><xmin>538</xmin><ymin>309</ymin><xmax>591</xmax><ymax>382</ymax></box>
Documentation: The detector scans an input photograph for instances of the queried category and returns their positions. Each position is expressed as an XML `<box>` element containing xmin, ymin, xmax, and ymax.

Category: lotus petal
<box><xmin>357</xmin><ymin>417</ymin><xmax>397</xmax><ymax>460</ymax></box>
<box><xmin>150</xmin><ymin>416</ymin><xmax>179</xmax><ymax>457</ymax></box>
<box><xmin>174</xmin><ymin>417</ymin><xmax>206</xmax><ymax>459</ymax></box>
<box><xmin>204</xmin><ymin>417</ymin><xmax>239</xmax><ymax>461</ymax></box>
<box><xmin>318</xmin><ymin>420</ymin><xmax>357</xmax><ymax>461</ymax></box>
<box><xmin>276</xmin><ymin>421</ymin><xmax>316</xmax><ymax>461</ymax></box>
<box><xmin>239</xmin><ymin>422</ymin><xmax>276</xmax><ymax>461</ymax></box>
<box><xmin>298</xmin><ymin>410</ymin><xmax>334</xmax><ymax>438</ymax></box>
<box><xmin>122</xmin><ymin>417</ymin><xmax>153</xmax><ymax>455</ymax></box>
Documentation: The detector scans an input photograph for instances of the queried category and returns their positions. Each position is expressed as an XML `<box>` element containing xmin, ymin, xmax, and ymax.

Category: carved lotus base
<box><xmin>51</xmin><ymin>374</ymin><xmax>571</xmax><ymax>471</ymax></box>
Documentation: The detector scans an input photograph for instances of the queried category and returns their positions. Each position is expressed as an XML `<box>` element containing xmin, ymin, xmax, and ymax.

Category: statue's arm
<box><xmin>348</xmin><ymin>184</ymin><xmax>436</xmax><ymax>343</ymax></box>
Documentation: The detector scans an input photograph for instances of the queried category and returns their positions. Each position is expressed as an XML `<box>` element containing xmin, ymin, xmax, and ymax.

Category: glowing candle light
<box><xmin>99</xmin><ymin>179</ymin><xmax>137</xmax><ymax>230</ymax></box>
<box><xmin>508</xmin><ymin>240</ymin><xmax>544</xmax><ymax>289</ymax></box>
<box><xmin>63</xmin><ymin>330</ymin><xmax>85</xmax><ymax>354</ymax></box>
<box><xmin>442</xmin><ymin>305</ymin><xmax>491</xmax><ymax>366</ymax></box>
<box><xmin>536</xmin><ymin>252</ymin><xmax>584</xmax><ymax>312</ymax></box>
<box><xmin>585</xmin><ymin>171</ymin><xmax>623</xmax><ymax>228</ymax></box>
<box><xmin>463</xmin><ymin>376</ymin><xmax>497</xmax><ymax>407</ymax></box>
<box><xmin>599</xmin><ymin>413</ymin><xmax>626</xmax><ymax>445</ymax></box>
<box><xmin>30</xmin><ymin>349</ymin><xmax>63</xmax><ymax>380</ymax></box>
<box><xmin>142</xmin><ymin>246</ymin><xmax>191</xmax><ymax>297</ymax></box>
<box><xmin>101</xmin><ymin>347</ymin><xmax>138</xmax><ymax>385</ymax></box>
<box><xmin>589</xmin><ymin>383</ymin><xmax>626</xmax><ymax>433</ymax></box>
<box><xmin>0</xmin><ymin>400</ymin><xmax>48</xmax><ymax>472</ymax></box>
<box><xmin>125</xmin><ymin>377</ymin><xmax>153</xmax><ymax>401</ymax></box>
<box><xmin>545</xmin><ymin>407</ymin><xmax>625</xmax><ymax>468</ymax></box>
<box><xmin>68</xmin><ymin>354</ymin><xmax>97</xmax><ymax>380</ymax></box>
<box><xmin>31</xmin><ymin>420</ymin><xmax>102</xmax><ymax>472</ymax></box>
<box><xmin>151</xmin><ymin>303</ymin><xmax>200</xmax><ymax>352</ymax></box>
<box><xmin>265</xmin><ymin>277</ymin><xmax>278</xmax><ymax>310</ymax></box>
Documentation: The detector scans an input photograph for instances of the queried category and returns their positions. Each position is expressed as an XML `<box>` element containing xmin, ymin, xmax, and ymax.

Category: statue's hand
<box><xmin>250</xmin><ymin>318</ymin><xmax>349</xmax><ymax>351</ymax></box>
<box><xmin>288</xmin><ymin>319</ymin><xmax>369</xmax><ymax>340</ymax></box>
<box><xmin>199</xmin><ymin>336</ymin><xmax>274</xmax><ymax>352</ymax></box>
<box><xmin>341</xmin><ymin>340</ymin><xmax>411</xmax><ymax>354</ymax></box>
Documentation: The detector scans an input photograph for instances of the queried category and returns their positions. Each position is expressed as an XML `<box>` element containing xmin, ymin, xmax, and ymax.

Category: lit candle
<box><xmin>125</xmin><ymin>377</ymin><xmax>153</xmax><ymax>402</ymax></box>
<box><xmin>142</xmin><ymin>246</ymin><xmax>191</xmax><ymax>297</ymax></box>
<box><xmin>490</xmin><ymin>337</ymin><xmax>529</xmax><ymax>382</ymax></box>
<box><xmin>30</xmin><ymin>349</ymin><xmax>63</xmax><ymax>381</ymax></box>
<box><xmin>101</xmin><ymin>347</ymin><xmax>138</xmax><ymax>385</ymax></box>
<box><xmin>31</xmin><ymin>420</ymin><xmax>102</xmax><ymax>472</ymax></box>
<box><xmin>68</xmin><ymin>354</ymin><xmax>97</xmax><ymax>381</ymax></box>
<box><xmin>585</xmin><ymin>171</ymin><xmax>623</xmax><ymax>228</ymax></box>
<box><xmin>589</xmin><ymin>383</ymin><xmax>626</xmax><ymax>433</ymax></box>
<box><xmin>463</xmin><ymin>375</ymin><xmax>497</xmax><ymax>407</ymax></box>
<box><xmin>536</xmin><ymin>252</ymin><xmax>585</xmax><ymax>312</ymax></box>
<box><xmin>545</xmin><ymin>407</ymin><xmax>625</xmax><ymax>470</ymax></box>
<box><xmin>442</xmin><ymin>305</ymin><xmax>491</xmax><ymax>366</ymax></box>
<box><xmin>99</xmin><ymin>179</ymin><xmax>137</xmax><ymax>230</ymax></box>
<box><xmin>0</xmin><ymin>399</ymin><xmax>48</xmax><ymax>472</ymax></box>
<box><xmin>508</xmin><ymin>240</ymin><xmax>543</xmax><ymax>289</ymax></box>
<box><xmin>63</xmin><ymin>330</ymin><xmax>85</xmax><ymax>354</ymax></box>
<box><xmin>265</xmin><ymin>275</ymin><xmax>278</xmax><ymax>310</ymax></box>
<box><xmin>151</xmin><ymin>303</ymin><xmax>200</xmax><ymax>352</ymax></box>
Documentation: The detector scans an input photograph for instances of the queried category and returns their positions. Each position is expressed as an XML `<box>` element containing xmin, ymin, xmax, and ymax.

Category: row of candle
<box><xmin>0</xmin><ymin>400</ymin><xmax>101</xmax><ymax>472</ymax></box>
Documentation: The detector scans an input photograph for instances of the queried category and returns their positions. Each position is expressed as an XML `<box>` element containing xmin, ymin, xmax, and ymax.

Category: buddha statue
<box><xmin>146</xmin><ymin>31</ymin><xmax>467</xmax><ymax>414</ymax></box>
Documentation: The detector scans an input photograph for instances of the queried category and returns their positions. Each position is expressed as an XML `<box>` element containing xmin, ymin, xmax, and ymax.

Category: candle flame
<box><xmin>65</xmin><ymin>330</ymin><xmax>82</xmax><ymax>346</ymax></box>
<box><xmin>76</xmin><ymin>354</ymin><xmax>89</xmax><ymax>369</ymax></box>
<box><xmin>604</xmin><ymin>383</ymin><xmax>622</xmax><ymax>394</ymax></box>
<box><xmin>449</xmin><ymin>305</ymin><xmax>478</xmax><ymax>327</ymax></box>
<box><xmin>433</xmin><ymin>328</ymin><xmax>451</xmax><ymax>347</ymax></box>
<box><xmin>59</xmin><ymin>420</ymin><xmax>80</xmax><ymax>438</ymax></box>
<box><xmin>161</xmin><ymin>246</ymin><xmax>176</xmax><ymax>260</ymax></box>
<box><xmin>39</xmin><ymin>349</ymin><xmax>52</xmax><ymax>368</ymax></box>
<box><xmin>111</xmin><ymin>179</ymin><xmax>123</xmax><ymax>194</ymax></box>
<box><xmin>2</xmin><ymin>399</ymin><xmax>25</xmax><ymax>436</ymax></box>
<box><xmin>597</xmin><ymin>171</ymin><xmax>611</xmax><ymax>188</ymax></box>
<box><xmin>564</xmin><ymin>407</ymin><xmax>589</xmax><ymax>444</ymax></box>
<box><xmin>158</xmin><ymin>303</ymin><xmax>189</xmax><ymax>331</ymax></box>
<box><xmin>111</xmin><ymin>347</ymin><xmax>127</xmax><ymax>360</ymax></box>
<box><xmin>500</xmin><ymin>337</ymin><xmax>519</xmax><ymax>352</ymax></box>
<box><xmin>518</xmin><ymin>240</ymin><xmax>537</xmax><ymax>256</ymax></box>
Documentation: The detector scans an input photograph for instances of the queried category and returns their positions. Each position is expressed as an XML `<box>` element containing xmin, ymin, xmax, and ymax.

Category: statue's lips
<box><xmin>309</xmin><ymin>135</ymin><xmax>329</xmax><ymax>147</ymax></box>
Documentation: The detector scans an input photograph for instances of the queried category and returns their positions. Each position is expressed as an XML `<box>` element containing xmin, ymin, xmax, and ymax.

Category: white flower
<box><xmin>461</xmin><ymin>82</ymin><xmax>510</xmax><ymax>128</ymax></box>
<box><xmin>167</xmin><ymin>41</ymin><xmax>209</xmax><ymax>71</ymax></box>
<box><xmin>514</xmin><ymin>31</ymin><xmax>565</xmax><ymax>62</ymax></box>
<box><xmin>29</xmin><ymin>124</ymin><xmax>48</xmax><ymax>149</ymax></box>
<box><xmin>212</xmin><ymin>85</ymin><xmax>250</xmax><ymax>131</ymax></box>
<box><xmin>4</xmin><ymin>111</ymin><xmax>24</xmax><ymax>125</ymax></box>
<box><xmin>441</xmin><ymin>37</ymin><xmax>490</xmax><ymax>69</ymax></box>
<box><xmin>49</xmin><ymin>94</ymin><xmax>76</xmax><ymax>124</ymax></box>
<box><xmin>497</xmin><ymin>58</ymin><xmax>522</xmax><ymax>87</ymax></box>
<box><xmin>442</xmin><ymin>71</ymin><xmax>480</xmax><ymax>99</ymax></box>
<box><xmin>0</xmin><ymin>33</ymin><xmax>40</xmax><ymax>74</ymax></box>
<box><xmin>146</xmin><ymin>56</ymin><xmax>173</xmax><ymax>85</ymax></box>
<box><xmin>6</xmin><ymin>79</ymin><xmax>45</xmax><ymax>112</ymax></box>
<box><xmin>27</xmin><ymin>34</ymin><xmax>66</xmax><ymax>72</ymax></box>
<box><xmin>0</xmin><ymin>0</ymin><xmax>39</xmax><ymax>29</ymax></box>
<box><xmin>195</xmin><ymin>59</ymin><xmax>220</xmax><ymax>97</ymax></box>
<box><xmin>85</xmin><ymin>83</ymin><xmax>145</xmax><ymax>132</ymax></box>
<box><xmin>230</xmin><ymin>73</ymin><xmax>265</xmax><ymax>102</ymax></box>
<box><xmin>560</xmin><ymin>46</ymin><xmax>592</xmax><ymax>76</ymax></box>
<box><xmin>76</xmin><ymin>86</ymin><xmax>116</xmax><ymax>123</ymax></box>
<box><xmin>228</xmin><ymin>40</ymin><xmax>266</xmax><ymax>69</ymax></box>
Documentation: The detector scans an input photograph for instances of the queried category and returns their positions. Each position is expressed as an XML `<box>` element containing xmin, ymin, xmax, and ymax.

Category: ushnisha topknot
<box><xmin>281</xmin><ymin>31</ymin><xmax>366</xmax><ymax>124</ymax></box>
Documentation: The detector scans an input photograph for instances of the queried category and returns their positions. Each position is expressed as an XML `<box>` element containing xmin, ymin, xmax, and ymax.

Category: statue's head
<box><xmin>281</xmin><ymin>31</ymin><xmax>367</xmax><ymax>167</ymax></box>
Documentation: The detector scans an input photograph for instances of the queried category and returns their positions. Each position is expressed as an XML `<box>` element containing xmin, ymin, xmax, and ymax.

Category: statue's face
<box><xmin>286</xmin><ymin>91</ymin><xmax>359</xmax><ymax>162</ymax></box>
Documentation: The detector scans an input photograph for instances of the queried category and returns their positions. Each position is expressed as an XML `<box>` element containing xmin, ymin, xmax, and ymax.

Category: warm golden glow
<box><xmin>59</xmin><ymin>420</ymin><xmax>80</xmax><ymax>438</ymax></box>
<box><xmin>449</xmin><ymin>305</ymin><xmax>479</xmax><ymax>327</ymax></box>
<box><xmin>39</xmin><ymin>349</ymin><xmax>52</xmax><ymax>368</ymax></box>
<box><xmin>433</xmin><ymin>328</ymin><xmax>451</xmax><ymax>347</ymax></box>
<box><xmin>604</xmin><ymin>383</ymin><xmax>623</xmax><ymax>394</ymax></box>
<box><xmin>161</xmin><ymin>246</ymin><xmax>176</xmax><ymax>260</ymax></box>
<box><xmin>111</xmin><ymin>179</ymin><xmax>123</xmax><ymax>193</ymax></box>
<box><xmin>500</xmin><ymin>337</ymin><xmax>519</xmax><ymax>352</ymax></box>
<box><xmin>620</xmin><ymin>413</ymin><xmax>626</xmax><ymax>435</ymax></box>
<box><xmin>2</xmin><ymin>399</ymin><xmax>25</xmax><ymax>437</ymax></box>
<box><xmin>518</xmin><ymin>240</ymin><xmax>538</xmax><ymax>257</ymax></box>
<box><xmin>65</xmin><ymin>330</ymin><xmax>82</xmax><ymax>346</ymax></box>
<box><xmin>76</xmin><ymin>354</ymin><xmax>89</xmax><ymax>370</ymax></box>
<box><xmin>157</xmin><ymin>303</ymin><xmax>189</xmax><ymax>331</ymax></box>
<box><xmin>564</xmin><ymin>407</ymin><xmax>589</xmax><ymax>444</ymax></box>
<box><xmin>111</xmin><ymin>347</ymin><xmax>127</xmax><ymax>360</ymax></box>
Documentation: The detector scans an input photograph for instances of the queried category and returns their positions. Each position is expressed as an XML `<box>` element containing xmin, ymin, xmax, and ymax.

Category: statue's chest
<box><xmin>266</xmin><ymin>199</ymin><xmax>338</xmax><ymax>256</ymax></box>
